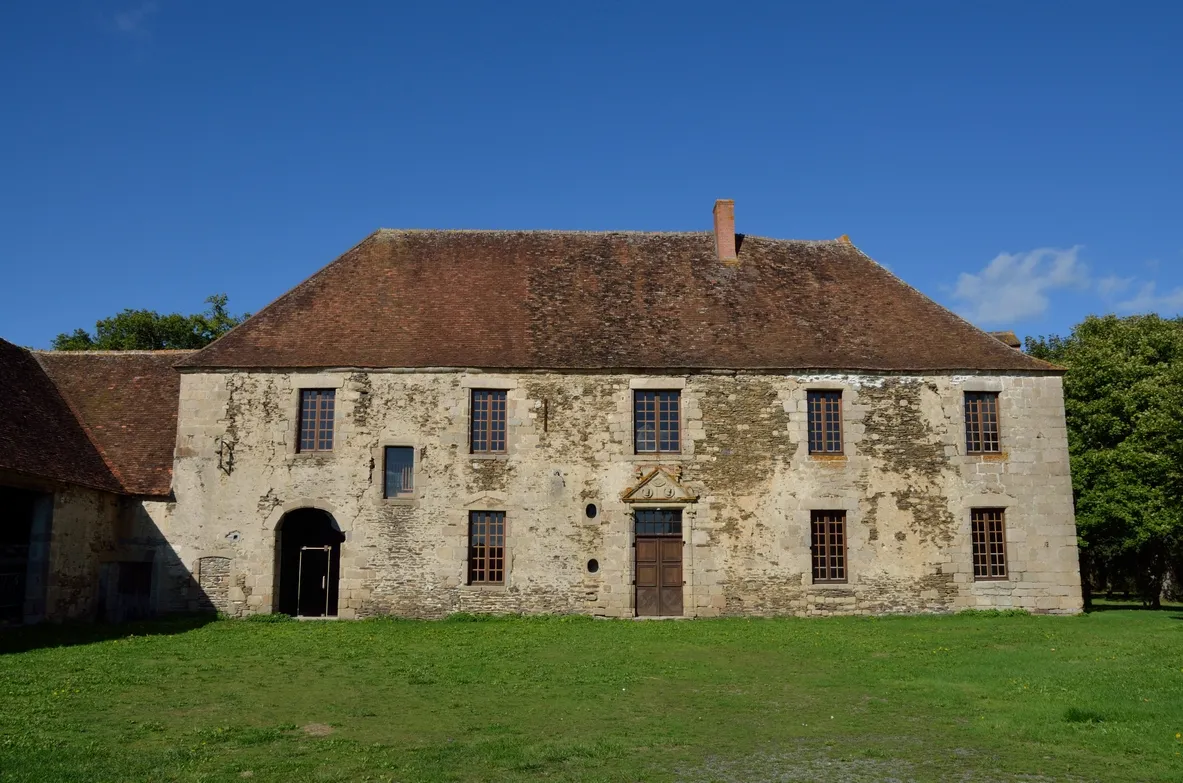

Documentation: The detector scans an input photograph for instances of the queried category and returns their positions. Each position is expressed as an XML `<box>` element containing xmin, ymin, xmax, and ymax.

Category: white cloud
<box><xmin>1096</xmin><ymin>275</ymin><xmax>1133</xmax><ymax>298</ymax></box>
<box><xmin>952</xmin><ymin>246</ymin><xmax>1088</xmax><ymax>325</ymax></box>
<box><xmin>1115</xmin><ymin>282</ymin><xmax>1183</xmax><ymax>314</ymax></box>
<box><xmin>113</xmin><ymin>2</ymin><xmax>157</xmax><ymax>37</ymax></box>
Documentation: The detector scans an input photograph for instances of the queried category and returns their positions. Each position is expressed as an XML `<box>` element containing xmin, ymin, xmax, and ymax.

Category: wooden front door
<box><xmin>634</xmin><ymin>509</ymin><xmax>683</xmax><ymax>617</ymax></box>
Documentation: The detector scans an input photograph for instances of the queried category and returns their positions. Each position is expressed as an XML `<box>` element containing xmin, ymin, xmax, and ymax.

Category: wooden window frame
<box><xmin>382</xmin><ymin>446</ymin><xmax>415</xmax><ymax>499</ymax></box>
<box><xmin>807</xmin><ymin>390</ymin><xmax>844</xmax><ymax>455</ymax></box>
<box><xmin>810</xmin><ymin>510</ymin><xmax>848</xmax><ymax>584</ymax></box>
<box><xmin>633</xmin><ymin>390</ymin><xmax>681</xmax><ymax>454</ymax></box>
<box><xmin>964</xmin><ymin>391</ymin><xmax>1001</xmax><ymax>454</ymax></box>
<box><xmin>470</xmin><ymin>389</ymin><xmax>508</xmax><ymax>454</ymax></box>
<box><xmin>467</xmin><ymin>510</ymin><xmax>506</xmax><ymax>585</ymax></box>
<box><xmin>971</xmin><ymin>508</ymin><xmax>1008</xmax><ymax>580</ymax></box>
<box><xmin>297</xmin><ymin>389</ymin><xmax>336</xmax><ymax>453</ymax></box>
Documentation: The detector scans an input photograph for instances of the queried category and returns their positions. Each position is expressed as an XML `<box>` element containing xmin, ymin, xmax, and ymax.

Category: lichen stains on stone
<box><xmin>348</xmin><ymin>373</ymin><xmax>374</xmax><ymax>427</ymax></box>
<box><xmin>692</xmin><ymin>376</ymin><xmax>792</xmax><ymax>493</ymax></box>
<box><xmin>858</xmin><ymin>379</ymin><xmax>956</xmax><ymax>545</ymax></box>
<box><xmin>522</xmin><ymin>378</ymin><xmax>617</xmax><ymax>465</ymax></box>
<box><xmin>465</xmin><ymin>458</ymin><xmax>515</xmax><ymax>494</ymax></box>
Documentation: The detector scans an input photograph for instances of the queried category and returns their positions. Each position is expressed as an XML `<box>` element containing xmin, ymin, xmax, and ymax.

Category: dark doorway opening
<box><xmin>0</xmin><ymin>487</ymin><xmax>41</xmax><ymax>626</ymax></box>
<box><xmin>634</xmin><ymin>508</ymin><xmax>684</xmax><ymax>617</ymax></box>
<box><xmin>275</xmin><ymin>509</ymin><xmax>343</xmax><ymax>617</ymax></box>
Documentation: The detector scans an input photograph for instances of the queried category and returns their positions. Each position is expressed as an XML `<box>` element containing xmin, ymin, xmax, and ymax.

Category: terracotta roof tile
<box><xmin>179</xmin><ymin>230</ymin><xmax>1058</xmax><ymax>373</ymax></box>
<box><xmin>0</xmin><ymin>339</ymin><xmax>122</xmax><ymax>493</ymax></box>
<box><xmin>35</xmin><ymin>350</ymin><xmax>190</xmax><ymax>497</ymax></box>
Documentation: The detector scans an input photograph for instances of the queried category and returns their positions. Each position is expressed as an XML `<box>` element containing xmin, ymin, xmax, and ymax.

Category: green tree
<box><xmin>52</xmin><ymin>294</ymin><xmax>249</xmax><ymax>351</ymax></box>
<box><xmin>1026</xmin><ymin>315</ymin><xmax>1183</xmax><ymax>607</ymax></box>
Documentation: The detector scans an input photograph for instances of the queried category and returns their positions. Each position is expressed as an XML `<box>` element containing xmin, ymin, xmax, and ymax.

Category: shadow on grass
<box><xmin>1084</xmin><ymin>599</ymin><xmax>1183</xmax><ymax>613</ymax></box>
<box><xmin>0</xmin><ymin>614</ymin><xmax>216</xmax><ymax>655</ymax></box>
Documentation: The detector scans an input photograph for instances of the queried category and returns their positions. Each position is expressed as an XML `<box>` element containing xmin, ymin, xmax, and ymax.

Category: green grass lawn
<box><xmin>1</xmin><ymin>607</ymin><xmax>1182</xmax><ymax>782</ymax></box>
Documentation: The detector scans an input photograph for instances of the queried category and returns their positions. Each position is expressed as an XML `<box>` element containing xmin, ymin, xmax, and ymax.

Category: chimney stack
<box><xmin>713</xmin><ymin>199</ymin><xmax>737</xmax><ymax>264</ymax></box>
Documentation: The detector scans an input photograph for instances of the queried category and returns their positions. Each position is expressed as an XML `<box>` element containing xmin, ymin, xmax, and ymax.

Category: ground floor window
<box><xmin>468</xmin><ymin>511</ymin><xmax>505</xmax><ymax>585</ymax></box>
<box><xmin>971</xmin><ymin>508</ymin><xmax>1007</xmax><ymax>579</ymax></box>
<box><xmin>811</xmin><ymin>510</ymin><xmax>847</xmax><ymax>583</ymax></box>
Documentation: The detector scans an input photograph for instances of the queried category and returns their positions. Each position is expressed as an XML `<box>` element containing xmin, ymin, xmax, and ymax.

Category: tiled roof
<box><xmin>35</xmin><ymin>350</ymin><xmax>190</xmax><ymax>497</ymax></box>
<box><xmin>178</xmin><ymin>230</ymin><xmax>1058</xmax><ymax>373</ymax></box>
<box><xmin>0</xmin><ymin>339</ymin><xmax>122</xmax><ymax>493</ymax></box>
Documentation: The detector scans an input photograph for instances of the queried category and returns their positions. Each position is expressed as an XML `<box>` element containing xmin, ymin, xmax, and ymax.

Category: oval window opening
<box><xmin>586</xmin><ymin>558</ymin><xmax>600</xmax><ymax>574</ymax></box>
<box><xmin>585</xmin><ymin>503</ymin><xmax>598</xmax><ymax>519</ymax></box>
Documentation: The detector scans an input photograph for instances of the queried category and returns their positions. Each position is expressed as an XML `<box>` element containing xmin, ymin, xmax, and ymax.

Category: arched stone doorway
<box><xmin>274</xmin><ymin>508</ymin><xmax>344</xmax><ymax>617</ymax></box>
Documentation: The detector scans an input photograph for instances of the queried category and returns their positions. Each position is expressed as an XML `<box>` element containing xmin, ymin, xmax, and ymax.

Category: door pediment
<box><xmin>621</xmin><ymin>467</ymin><xmax>697</xmax><ymax>504</ymax></box>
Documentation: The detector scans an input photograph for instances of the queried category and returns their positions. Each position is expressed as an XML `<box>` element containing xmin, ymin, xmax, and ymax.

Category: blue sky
<box><xmin>1</xmin><ymin>2</ymin><xmax>1180</xmax><ymax>349</ymax></box>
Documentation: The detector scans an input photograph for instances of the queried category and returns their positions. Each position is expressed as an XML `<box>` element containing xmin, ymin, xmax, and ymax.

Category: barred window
<box><xmin>634</xmin><ymin>390</ymin><xmax>681</xmax><ymax>453</ymax></box>
<box><xmin>634</xmin><ymin>508</ymin><xmax>683</xmax><ymax>536</ymax></box>
<box><xmin>807</xmin><ymin>390</ymin><xmax>843</xmax><ymax>454</ymax></box>
<box><xmin>971</xmin><ymin>508</ymin><xmax>1007</xmax><ymax>579</ymax></box>
<box><xmin>811</xmin><ymin>511</ymin><xmax>847</xmax><ymax>583</ymax></box>
<box><xmin>383</xmin><ymin>446</ymin><xmax>414</xmax><ymax>498</ymax></box>
<box><xmin>964</xmin><ymin>392</ymin><xmax>1000</xmax><ymax>453</ymax></box>
<box><xmin>470</xmin><ymin>390</ymin><xmax>507</xmax><ymax>454</ymax></box>
<box><xmin>468</xmin><ymin>511</ymin><xmax>506</xmax><ymax>585</ymax></box>
<box><xmin>298</xmin><ymin>389</ymin><xmax>336</xmax><ymax>452</ymax></box>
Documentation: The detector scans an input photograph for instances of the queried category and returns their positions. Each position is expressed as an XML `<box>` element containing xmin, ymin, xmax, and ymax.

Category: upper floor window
<box><xmin>964</xmin><ymin>392</ymin><xmax>1001</xmax><ymax>453</ymax></box>
<box><xmin>298</xmin><ymin>389</ymin><xmax>335</xmax><ymax>452</ymax></box>
<box><xmin>807</xmin><ymin>390</ymin><xmax>843</xmax><ymax>454</ymax></box>
<box><xmin>468</xmin><ymin>511</ymin><xmax>506</xmax><ymax>585</ymax></box>
<box><xmin>470</xmin><ymin>390</ymin><xmax>507</xmax><ymax>454</ymax></box>
<box><xmin>810</xmin><ymin>510</ymin><xmax>848</xmax><ymax>583</ymax></box>
<box><xmin>383</xmin><ymin>446</ymin><xmax>415</xmax><ymax>498</ymax></box>
<box><xmin>971</xmin><ymin>508</ymin><xmax>1008</xmax><ymax>580</ymax></box>
<box><xmin>634</xmin><ymin>390</ymin><xmax>681</xmax><ymax>454</ymax></box>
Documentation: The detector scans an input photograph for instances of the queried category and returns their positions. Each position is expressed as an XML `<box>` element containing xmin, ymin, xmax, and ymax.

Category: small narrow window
<box><xmin>634</xmin><ymin>390</ymin><xmax>681</xmax><ymax>454</ymax></box>
<box><xmin>807</xmin><ymin>390</ymin><xmax>843</xmax><ymax>454</ymax></box>
<box><xmin>470</xmin><ymin>390</ymin><xmax>508</xmax><ymax>454</ymax></box>
<box><xmin>383</xmin><ymin>446</ymin><xmax>415</xmax><ymax>498</ymax></box>
<box><xmin>468</xmin><ymin>511</ymin><xmax>506</xmax><ymax>585</ymax></box>
<box><xmin>811</xmin><ymin>511</ymin><xmax>847</xmax><ymax>583</ymax></box>
<box><xmin>298</xmin><ymin>389</ymin><xmax>336</xmax><ymax>452</ymax></box>
<box><xmin>971</xmin><ymin>508</ymin><xmax>1007</xmax><ymax>580</ymax></box>
<box><xmin>964</xmin><ymin>392</ymin><xmax>1000</xmax><ymax>454</ymax></box>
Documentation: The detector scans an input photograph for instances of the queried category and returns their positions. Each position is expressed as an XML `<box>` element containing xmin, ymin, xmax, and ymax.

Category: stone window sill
<box><xmin>809</xmin><ymin>454</ymin><xmax>848</xmax><ymax>463</ymax></box>
<box><xmin>460</xmin><ymin>583</ymin><xmax>509</xmax><ymax>593</ymax></box>
<box><xmin>627</xmin><ymin>453</ymin><xmax>689</xmax><ymax>462</ymax></box>
<box><xmin>469</xmin><ymin>453</ymin><xmax>509</xmax><ymax>461</ymax></box>
<box><xmin>967</xmin><ymin>452</ymin><xmax>1008</xmax><ymax>462</ymax></box>
<box><xmin>380</xmin><ymin>496</ymin><xmax>418</xmax><ymax>506</ymax></box>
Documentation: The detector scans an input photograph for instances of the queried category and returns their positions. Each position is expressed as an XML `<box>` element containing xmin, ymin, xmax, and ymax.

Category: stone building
<box><xmin>1</xmin><ymin>201</ymin><xmax>1083</xmax><ymax>622</ymax></box>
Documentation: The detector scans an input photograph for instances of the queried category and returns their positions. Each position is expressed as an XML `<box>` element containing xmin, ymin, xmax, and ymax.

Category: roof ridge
<box><xmin>34</xmin><ymin>349</ymin><xmax>196</xmax><ymax>356</ymax></box>
<box><xmin>373</xmin><ymin>228</ymin><xmax>843</xmax><ymax>244</ymax></box>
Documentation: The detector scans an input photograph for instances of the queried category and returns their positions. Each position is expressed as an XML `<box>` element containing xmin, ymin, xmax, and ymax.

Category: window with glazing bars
<box><xmin>634</xmin><ymin>508</ymin><xmax>683</xmax><ymax>536</ymax></box>
<box><xmin>470</xmin><ymin>390</ymin><xmax>507</xmax><ymax>453</ymax></box>
<box><xmin>971</xmin><ymin>508</ymin><xmax>1007</xmax><ymax>579</ymax></box>
<box><xmin>298</xmin><ymin>389</ymin><xmax>335</xmax><ymax>452</ymax></box>
<box><xmin>383</xmin><ymin>446</ymin><xmax>414</xmax><ymax>498</ymax></box>
<box><xmin>964</xmin><ymin>392</ymin><xmax>1000</xmax><ymax>453</ymax></box>
<box><xmin>634</xmin><ymin>390</ymin><xmax>681</xmax><ymax>453</ymax></box>
<box><xmin>807</xmin><ymin>390</ymin><xmax>843</xmax><ymax>454</ymax></box>
<box><xmin>811</xmin><ymin>511</ymin><xmax>847</xmax><ymax>583</ymax></box>
<box><xmin>468</xmin><ymin>511</ymin><xmax>505</xmax><ymax>584</ymax></box>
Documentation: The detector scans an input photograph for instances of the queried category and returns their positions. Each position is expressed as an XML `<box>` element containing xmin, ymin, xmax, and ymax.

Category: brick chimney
<box><xmin>713</xmin><ymin>199</ymin><xmax>737</xmax><ymax>264</ymax></box>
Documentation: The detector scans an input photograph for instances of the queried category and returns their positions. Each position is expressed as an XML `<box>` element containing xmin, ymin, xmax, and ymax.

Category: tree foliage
<box><xmin>1026</xmin><ymin>314</ymin><xmax>1183</xmax><ymax>606</ymax></box>
<box><xmin>52</xmin><ymin>294</ymin><xmax>248</xmax><ymax>351</ymax></box>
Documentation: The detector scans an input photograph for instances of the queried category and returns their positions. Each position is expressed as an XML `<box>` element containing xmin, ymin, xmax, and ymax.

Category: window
<box><xmin>298</xmin><ymin>389</ymin><xmax>336</xmax><ymax>452</ymax></box>
<box><xmin>634</xmin><ymin>508</ymin><xmax>683</xmax><ymax>536</ymax></box>
<box><xmin>470</xmin><ymin>390</ymin><xmax>507</xmax><ymax>453</ymax></box>
<box><xmin>971</xmin><ymin>508</ymin><xmax>1007</xmax><ymax>579</ymax></box>
<box><xmin>811</xmin><ymin>511</ymin><xmax>847</xmax><ymax>583</ymax></box>
<box><xmin>807</xmin><ymin>390</ymin><xmax>843</xmax><ymax>454</ymax></box>
<box><xmin>468</xmin><ymin>511</ymin><xmax>505</xmax><ymax>584</ymax></box>
<box><xmin>634</xmin><ymin>390</ymin><xmax>681</xmax><ymax>454</ymax></box>
<box><xmin>964</xmin><ymin>392</ymin><xmax>1000</xmax><ymax>454</ymax></box>
<box><xmin>383</xmin><ymin>446</ymin><xmax>414</xmax><ymax>498</ymax></box>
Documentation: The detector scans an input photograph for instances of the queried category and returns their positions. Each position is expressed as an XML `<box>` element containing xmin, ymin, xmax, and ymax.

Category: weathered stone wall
<box><xmin>44</xmin><ymin>484</ymin><xmax>120</xmax><ymax>620</ymax></box>
<box><xmin>163</xmin><ymin>370</ymin><xmax>1082</xmax><ymax>618</ymax></box>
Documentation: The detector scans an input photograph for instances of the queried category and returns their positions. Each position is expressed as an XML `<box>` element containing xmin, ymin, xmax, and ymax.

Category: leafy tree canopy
<box><xmin>1026</xmin><ymin>314</ymin><xmax>1183</xmax><ymax>606</ymax></box>
<box><xmin>52</xmin><ymin>294</ymin><xmax>249</xmax><ymax>351</ymax></box>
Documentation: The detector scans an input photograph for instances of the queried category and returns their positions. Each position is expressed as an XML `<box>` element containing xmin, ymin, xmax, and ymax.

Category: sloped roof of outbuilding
<box><xmin>177</xmin><ymin>230</ymin><xmax>1058</xmax><ymax>373</ymax></box>
<box><xmin>35</xmin><ymin>350</ymin><xmax>191</xmax><ymax>497</ymax></box>
<box><xmin>0</xmin><ymin>338</ymin><xmax>122</xmax><ymax>493</ymax></box>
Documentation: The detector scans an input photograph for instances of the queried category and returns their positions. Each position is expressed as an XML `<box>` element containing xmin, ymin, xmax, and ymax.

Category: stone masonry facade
<box><xmin>155</xmin><ymin>368</ymin><xmax>1082</xmax><ymax>619</ymax></box>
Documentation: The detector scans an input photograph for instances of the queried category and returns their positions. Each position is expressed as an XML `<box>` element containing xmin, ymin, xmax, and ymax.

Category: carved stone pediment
<box><xmin>621</xmin><ymin>467</ymin><xmax>697</xmax><ymax>504</ymax></box>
